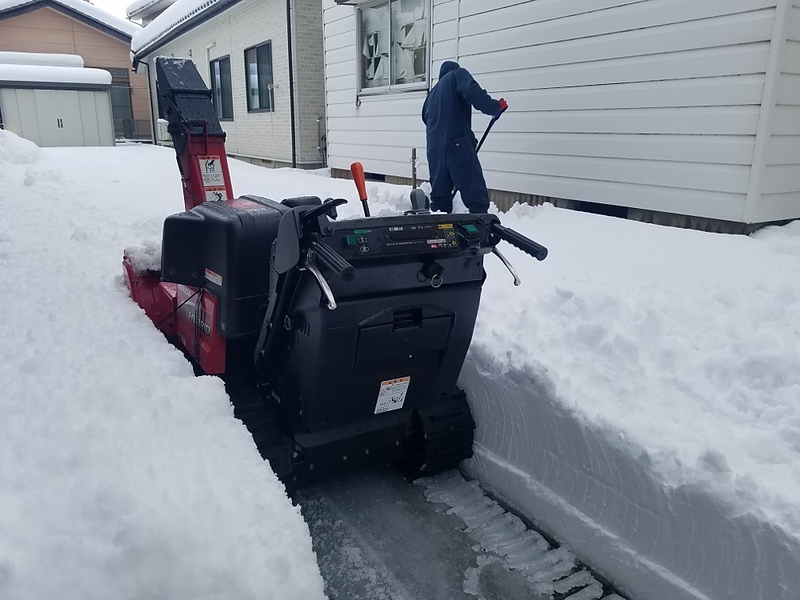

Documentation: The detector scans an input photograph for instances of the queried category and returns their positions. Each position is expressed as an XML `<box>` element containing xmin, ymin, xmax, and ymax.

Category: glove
<box><xmin>497</xmin><ymin>98</ymin><xmax>508</xmax><ymax>116</ymax></box>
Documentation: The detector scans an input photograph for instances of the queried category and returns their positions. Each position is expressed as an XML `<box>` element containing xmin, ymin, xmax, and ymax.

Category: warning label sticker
<box><xmin>205</xmin><ymin>188</ymin><xmax>226</xmax><ymax>202</ymax></box>
<box><xmin>374</xmin><ymin>376</ymin><xmax>411</xmax><ymax>414</ymax></box>
<box><xmin>198</xmin><ymin>155</ymin><xmax>225</xmax><ymax>187</ymax></box>
<box><xmin>204</xmin><ymin>268</ymin><xmax>222</xmax><ymax>287</ymax></box>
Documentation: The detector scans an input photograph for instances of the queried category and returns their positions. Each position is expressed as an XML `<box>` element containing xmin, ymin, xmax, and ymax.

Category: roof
<box><xmin>125</xmin><ymin>0</ymin><xmax>177</xmax><ymax>20</ymax></box>
<box><xmin>0</xmin><ymin>63</ymin><xmax>112</xmax><ymax>88</ymax></box>
<box><xmin>0</xmin><ymin>0</ymin><xmax>140</xmax><ymax>38</ymax></box>
<box><xmin>131</xmin><ymin>0</ymin><xmax>241</xmax><ymax>56</ymax></box>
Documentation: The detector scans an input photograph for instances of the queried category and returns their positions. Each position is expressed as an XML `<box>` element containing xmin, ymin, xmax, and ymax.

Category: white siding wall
<box><xmin>757</xmin><ymin>0</ymin><xmax>800</xmax><ymax>222</ymax></box>
<box><xmin>324</xmin><ymin>0</ymin><xmax>429</xmax><ymax>177</ymax></box>
<box><xmin>324</xmin><ymin>0</ymin><xmax>796</xmax><ymax>223</ymax></box>
<box><xmin>142</xmin><ymin>0</ymin><xmax>324</xmax><ymax>167</ymax></box>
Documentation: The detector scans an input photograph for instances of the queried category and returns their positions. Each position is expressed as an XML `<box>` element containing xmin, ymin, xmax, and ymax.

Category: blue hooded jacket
<box><xmin>422</xmin><ymin>61</ymin><xmax>501</xmax><ymax>148</ymax></box>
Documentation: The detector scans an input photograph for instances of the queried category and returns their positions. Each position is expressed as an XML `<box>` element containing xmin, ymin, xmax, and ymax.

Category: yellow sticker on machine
<box><xmin>438</xmin><ymin>223</ymin><xmax>454</xmax><ymax>229</ymax></box>
<box><xmin>374</xmin><ymin>376</ymin><xmax>411</xmax><ymax>414</ymax></box>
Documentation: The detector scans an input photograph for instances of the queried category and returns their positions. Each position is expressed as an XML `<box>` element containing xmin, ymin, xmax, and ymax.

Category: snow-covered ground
<box><xmin>0</xmin><ymin>133</ymin><xmax>324</xmax><ymax>600</ymax></box>
<box><xmin>1</xmin><ymin>130</ymin><xmax>799</xmax><ymax>600</ymax></box>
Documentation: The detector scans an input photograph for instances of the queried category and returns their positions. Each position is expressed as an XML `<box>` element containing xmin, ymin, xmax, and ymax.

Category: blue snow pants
<box><xmin>427</xmin><ymin>135</ymin><xmax>491</xmax><ymax>214</ymax></box>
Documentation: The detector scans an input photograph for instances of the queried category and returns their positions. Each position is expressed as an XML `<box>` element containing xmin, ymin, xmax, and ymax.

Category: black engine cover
<box><xmin>160</xmin><ymin>195</ymin><xmax>288</xmax><ymax>338</ymax></box>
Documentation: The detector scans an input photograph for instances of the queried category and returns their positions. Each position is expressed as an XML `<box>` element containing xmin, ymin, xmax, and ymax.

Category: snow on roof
<box><xmin>131</xmin><ymin>0</ymin><xmax>226</xmax><ymax>54</ymax></box>
<box><xmin>0</xmin><ymin>0</ymin><xmax>140</xmax><ymax>36</ymax></box>
<box><xmin>125</xmin><ymin>0</ymin><xmax>176</xmax><ymax>19</ymax></box>
<box><xmin>0</xmin><ymin>51</ymin><xmax>84</xmax><ymax>68</ymax></box>
<box><xmin>0</xmin><ymin>63</ymin><xmax>112</xmax><ymax>86</ymax></box>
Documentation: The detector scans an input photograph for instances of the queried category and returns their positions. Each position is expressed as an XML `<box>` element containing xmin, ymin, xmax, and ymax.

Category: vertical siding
<box><xmin>142</xmin><ymin>0</ymin><xmax>324</xmax><ymax>167</ymax></box>
<box><xmin>324</xmin><ymin>0</ymin><xmax>788</xmax><ymax>222</ymax></box>
<box><xmin>758</xmin><ymin>0</ymin><xmax>800</xmax><ymax>222</ymax></box>
<box><xmin>324</xmin><ymin>0</ymin><xmax>428</xmax><ymax>178</ymax></box>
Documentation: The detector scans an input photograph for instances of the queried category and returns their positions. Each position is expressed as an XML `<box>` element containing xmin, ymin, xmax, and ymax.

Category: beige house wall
<box><xmin>0</xmin><ymin>7</ymin><xmax>149</xmax><ymax>128</ymax></box>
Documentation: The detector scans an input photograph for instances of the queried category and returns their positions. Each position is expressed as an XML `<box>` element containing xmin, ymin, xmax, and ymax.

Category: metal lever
<box><xmin>492</xmin><ymin>247</ymin><xmax>521</xmax><ymax>286</ymax></box>
<box><xmin>302</xmin><ymin>249</ymin><xmax>338</xmax><ymax>310</ymax></box>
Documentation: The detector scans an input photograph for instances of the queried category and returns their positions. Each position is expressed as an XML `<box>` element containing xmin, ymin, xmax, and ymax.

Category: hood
<box><xmin>439</xmin><ymin>61</ymin><xmax>459</xmax><ymax>78</ymax></box>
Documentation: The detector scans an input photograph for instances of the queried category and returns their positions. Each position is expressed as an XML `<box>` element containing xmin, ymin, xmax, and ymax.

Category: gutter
<box><xmin>286</xmin><ymin>0</ymin><xmax>297</xmax><ymax>168</ymax></box>
<box><xmin>134</xmin><ymin>58</ymin><xmax>158</xmax><ymax>144</ymax></box>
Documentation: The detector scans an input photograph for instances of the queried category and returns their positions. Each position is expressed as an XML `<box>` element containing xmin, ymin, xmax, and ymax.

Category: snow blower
<box><xmin>122</xmin><ymin>57</ymin><xmax>548</xmax><ymax>487</ymax></box>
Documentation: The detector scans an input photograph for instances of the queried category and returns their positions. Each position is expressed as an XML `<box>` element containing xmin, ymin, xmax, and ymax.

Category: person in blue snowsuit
<box><xmin>422</xmin><ymin>61</ymin><xmax>507</xmax><ymax>214</ymax></box>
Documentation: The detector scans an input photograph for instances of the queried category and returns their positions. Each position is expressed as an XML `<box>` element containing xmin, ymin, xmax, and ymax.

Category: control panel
<box><xmin>327</xmin><ymin>214</ymin><xmax>493</xmax><ymax>261</ymax></box>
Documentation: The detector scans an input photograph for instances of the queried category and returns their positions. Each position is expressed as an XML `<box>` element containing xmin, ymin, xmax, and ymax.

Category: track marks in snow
<box><xmin>418</xmin><ymin>471</ymin><xmax>628</xmax><ymax>600</ymax></box>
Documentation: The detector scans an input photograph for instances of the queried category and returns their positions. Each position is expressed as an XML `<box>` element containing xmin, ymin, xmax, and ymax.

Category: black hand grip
<box><xmin>491</xmin><ymin>223</ymin><xmax>548</xmax><ymax>261</ymax></box>
<box><xmin>301</xmin><ymin>197</ymin><xmax>348</xmax><ymax>224</ymax></box>
<box><xmin>311</xmin><ymin>241</ymin><xmax>356</xmax><ymax>281</ymax></box>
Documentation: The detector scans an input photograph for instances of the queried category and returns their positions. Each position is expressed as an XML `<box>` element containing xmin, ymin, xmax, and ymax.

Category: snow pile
<box><xmin>0</xmin><ymin>131</ymin><xmax>325</xmax><ymax>600</ymax></box>
<box><xmin>124</xmin><ymin>240</ymin><xmax>162</xmax><ymax>274</ymax></box>
<box><xmin>0</xmin><ymin>128</ymin><xmax>40</xmax><ymax>165</ymax></box>
<box><xmin>0</xmin><ymin>63</ymin><xmax>112</xmax><ymax>87</ymax></box>
<box><xmin>460</xmin><ymin>204</ymin><xmax>800</xmax><ymax>600</ymax></box>
<box><xmin>0</xmin><ymin>51</ymin><xmax>84</xmax><ymax>67</ymax></box>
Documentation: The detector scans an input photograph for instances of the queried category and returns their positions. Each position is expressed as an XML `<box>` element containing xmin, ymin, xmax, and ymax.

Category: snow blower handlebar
<box><xmin>310</xmin><ymin>240</ymin><xmax>356</xmax><ymax>281</ymax></box>
<box><xmin>490</xmin><ymin>222</ymin><xmax>548</xmax><ymax>261</ymax></box>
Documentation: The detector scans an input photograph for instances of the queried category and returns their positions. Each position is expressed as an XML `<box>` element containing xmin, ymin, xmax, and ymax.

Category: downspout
<box><xmin>286</xmin><ymin>0</ymin><xmax>298</xmax><ymax>168</ymax></box>
<box><xmin>135</xmin><ymin>57</ymin><xmax>158</xmax><ymax>144</ymax></box>
<box><xmin>742</xmin><ymin>0</ymin><xmax>791</xmax><ymax>224</ymax></box>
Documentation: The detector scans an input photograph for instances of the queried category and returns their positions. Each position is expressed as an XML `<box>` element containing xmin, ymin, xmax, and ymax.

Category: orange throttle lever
<box><xmin>350</xmin><ymin>162</ymin><xmax>371</xmax><ymax>217</ymax></box>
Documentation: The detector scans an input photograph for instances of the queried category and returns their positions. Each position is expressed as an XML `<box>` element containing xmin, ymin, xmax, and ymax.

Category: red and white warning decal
<box><xmin>204</xmin><ymin>268</ymin><xmax>222</xmax><ymax>286</ymax></box>
<box><xmin>374</xmin><ymin>376</ymin><xmax>411</xmax><ymax>414</ymax></box>
<box><xmin>198</xmin><ymin>155</ymin><xmax>227</xmax><ymax>201</ymax></box>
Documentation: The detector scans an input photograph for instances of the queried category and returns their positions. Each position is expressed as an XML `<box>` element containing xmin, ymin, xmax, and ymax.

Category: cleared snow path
<box><xmin>297</xmin><ymin>466</ymin><xmax>628</xmax><ymax>600</ymax></box>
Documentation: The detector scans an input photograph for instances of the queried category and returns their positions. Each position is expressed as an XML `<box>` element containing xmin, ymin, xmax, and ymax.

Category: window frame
<box><xmin>244</xmin><ymin>41</ymin><xmax>276</xmax><ymax>113</ymax></box>
<box><xmin>102</xmin><ymin>67</ymin><xmax>133</xmax><ymax>120</ymax></box>
<box><xmin>209</xmin><ymin>55</ymin><xmax>234</xmax><ymax>121</ymax></box>
<box><xmin>356</xmin><ymin>0</ymin><xmax>430</xmax><ymax>97</ymax></box>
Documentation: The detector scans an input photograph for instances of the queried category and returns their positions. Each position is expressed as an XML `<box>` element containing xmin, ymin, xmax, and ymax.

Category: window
<box><xmin>103</xmin><ymin>67</ymin><xmax>133</xmax><ymax>121</ymax></box>
<box><xmin>359</xmin><ymin>0</ymin><xmax>427</xmax><ymax>92</ymax></box>
<box><xmin>245</xmin><ymin>42</ymin><xmax>274</xmax><ymax>111</ymax></box>
<box><xmin>210</xmin><ymin>57</ymin><xmax>233</xmax><ymax>120</ymax></box>
<box><xmin>95</xmin><ymin>67</ymin><xmax>148</xmax><ymax>139</ymax></box>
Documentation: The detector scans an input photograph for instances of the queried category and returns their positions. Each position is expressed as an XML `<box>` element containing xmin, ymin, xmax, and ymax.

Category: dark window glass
<box><xmin>97</xmin><ymin>67</ymin><xmax>133</xmax><ymax>119</ymax></box>
<box><xmin>245</xmin><ymin>42</ymin><xmax>274</xmax><ymax>111</ymax></box>
<box><xmin>210</xmin><ymin>56</ymin><xmax>233</xmax><ymax>120</ymax></box>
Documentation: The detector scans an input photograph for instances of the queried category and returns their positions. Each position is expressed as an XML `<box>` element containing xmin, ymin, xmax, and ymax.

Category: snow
<box><xmin>0</xmin><ymin>63</ymin><xmax>112</xmax><ymax>86</ymax></box>
<box><xmin>1</xmin><ymin>128</ymin><xmax>799</xmax><ymax>600</ymax></box>
<box><xmin>0</xmin><ymin>0</ymin><xmax>140</xmax><ymax>35</ymax></box>
<box><xmin>131</xmin><ymin>0</ymin><xmax>221</xmax><ymax>54</ymax></box>
<box><xmin>125</xmin><ymin>0</ymin><xmax>178</xmax><ymax>19</ymax></box>
<box><xmin>0</xmin><ymin>51</ymin><xmax>84</xmax><ymax>68</ymax></box>
<box><xmin>0</xmin><ymin>131</ymin><xmax>325</xmax><ymax>600</ymax></box>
